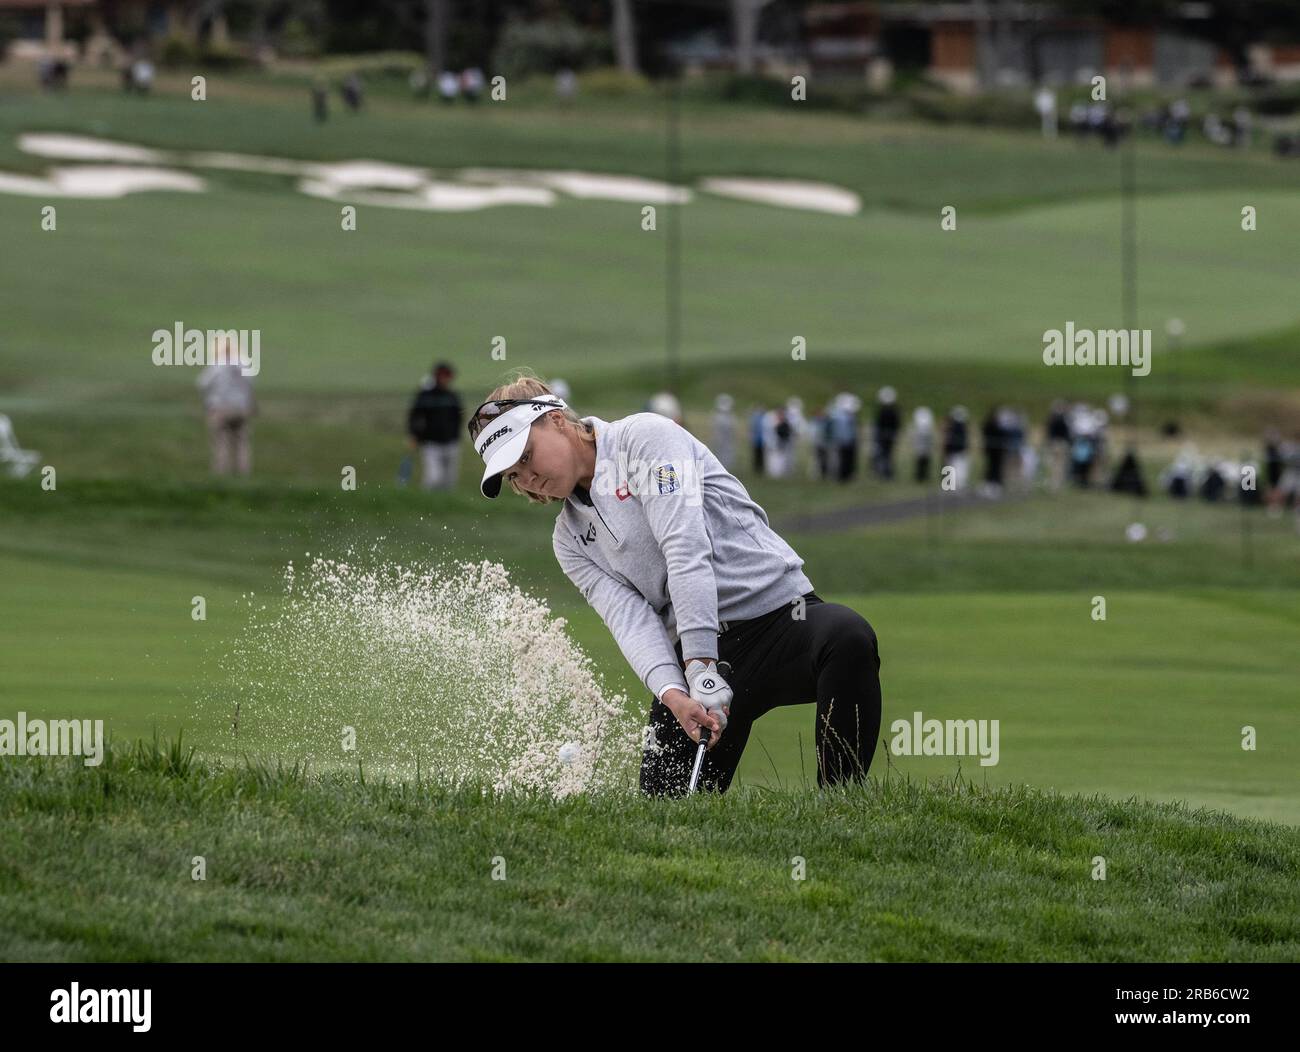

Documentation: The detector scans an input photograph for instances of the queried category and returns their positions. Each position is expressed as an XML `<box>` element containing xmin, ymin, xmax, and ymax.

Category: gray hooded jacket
<box><xmin>552</xmin><ymin>412</ymin><xmax>814</xmax><ymax>702</ymax></box>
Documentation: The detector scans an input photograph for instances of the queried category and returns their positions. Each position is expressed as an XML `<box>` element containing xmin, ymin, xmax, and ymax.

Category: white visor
<box><xmin>474</xmin><ymin>395</ymin><xmax>568</xmax><ymax>498</ymax></box>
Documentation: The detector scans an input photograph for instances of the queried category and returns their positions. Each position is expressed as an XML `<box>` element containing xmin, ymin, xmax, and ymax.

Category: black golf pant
<box><xmin>639</xmin><ymin>592</ymin><xmax>882</xmax><ymax>796</ymax></box>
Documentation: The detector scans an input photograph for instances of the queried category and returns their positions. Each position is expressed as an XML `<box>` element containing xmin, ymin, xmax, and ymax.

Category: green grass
<box><xmin>2</xmin><ymin>744</ymin><xmax>1296</xmax><ymax>961</ymax></box>
<box><xmin>2</xmin><ymin>478</ymin><xmax>1296</xmax><ymax>824</ymax></box>
<box><xmin>3</xmin><ymin>78</ymin><xmax>1300</xmax><ymax>408</ymax></box>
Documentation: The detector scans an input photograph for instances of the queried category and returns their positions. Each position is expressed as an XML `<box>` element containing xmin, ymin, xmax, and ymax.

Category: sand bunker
<box><xmin>5</xmin><ymin>132</ymin><xmax>858</xmax><ymax>214</ymax></box>
<box><xmin>300</xmin><ymin>177</ymin><xmax>555</xmax><ymax>211</ymax></box>
<box><xmin>18</xmin><ymin>132</ymin><xmax>168</xmax><ymax>164</ymax></box>
<box><xmin>699</xmin><ymin>177</ymin><xmax>861</xmax><ymax>215</ymax></box>
<box><xmin>459</xmin><ymin>167</ymin><xmax>692</xmax><ymax>204</ymax></box>
<box><xmin>0</xmin><ymin>165</ymin><xmax>204</xmax><ymax>198</ymax></box>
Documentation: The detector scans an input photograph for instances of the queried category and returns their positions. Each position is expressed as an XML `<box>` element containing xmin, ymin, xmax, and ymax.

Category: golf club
<box><xmin>688</xmin><ymin>725</ymin><xmax>711</xmax><ymax>794</ymax></box>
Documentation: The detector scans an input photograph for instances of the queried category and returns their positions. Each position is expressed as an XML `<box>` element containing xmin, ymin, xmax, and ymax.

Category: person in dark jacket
<box><xmin>872</xmin><ymin>386</ymin><xmax>901</xmax><ymax>479</ymax></box>
<box><xmin>980</xmin><ymin>407</ymin><xmax>1007</xmax><ymax>496</ymax></box>
<box><xmin>408</xmin><ymin>361</ymin><xmax>464</xmax><ymax>490</ymax></box>
<box><xmin>942</xmin><ymin>406</ymin><xmax>970</xmax><ymax>490</ymax></box>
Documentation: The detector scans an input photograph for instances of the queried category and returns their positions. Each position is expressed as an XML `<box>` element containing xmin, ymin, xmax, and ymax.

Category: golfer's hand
<box><xmin>661</xmin><ymin>688</ymin><xmax>722</xmax><ymax>749</ymax></box>
<box><xmin>685</xmin><ymin>658</ymin><xmax>733</xmax><ymax>733</ymax></box>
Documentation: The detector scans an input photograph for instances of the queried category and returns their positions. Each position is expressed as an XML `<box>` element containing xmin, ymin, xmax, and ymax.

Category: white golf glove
<box><xmin>685</xmin><ymin>658</ymin><xmax>733</xmax><ymax>733</ymax></box>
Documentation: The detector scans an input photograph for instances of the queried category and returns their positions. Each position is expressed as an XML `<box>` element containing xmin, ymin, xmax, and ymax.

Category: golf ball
<box><xmin>558</xmin><ymin>742</ymin><xmax>581</xmax><ymax>766</ymax></box>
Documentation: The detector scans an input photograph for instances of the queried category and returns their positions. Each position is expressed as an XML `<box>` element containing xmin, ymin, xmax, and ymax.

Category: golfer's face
<box><xmin>504</xmin><ymin>416</ymin><xmax>569</xmax><ymax>498</ymax></box>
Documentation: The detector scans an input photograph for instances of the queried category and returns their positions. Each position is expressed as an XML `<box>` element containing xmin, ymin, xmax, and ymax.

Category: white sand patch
<box><xmin>0</xmin><ymin>165</ymin><xmax>204</xmax><ymax>198</ymax></box>
<box><xmin>298</xmin><ymin>177</ymin><xmax>554</xmax><ymax>212</ymax></box>
<box><xmin>0</xmin><ymin>172</ymin><xmax>56</xmax><ymax>195</ymax></box>
<box><xmin>699</xmin><ymin>177</ymin><xmax>861</xmax><ymax>215</ymax></box>
<box><xmin>302</xmin><ymin>159</ymin><xmax>432</xmax><ymax>190</ymax></box>
<box><xmin>459</xmin><ymin>167</ymin><xmax>692</xmax><ymax>204</ymax></box>
<box><xmin>18</xmin><ymin>132</ymin><xmax>169</xmax><ymax>164</ymax></box>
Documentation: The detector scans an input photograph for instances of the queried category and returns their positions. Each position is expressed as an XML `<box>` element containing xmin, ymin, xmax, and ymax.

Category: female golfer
<box><xmin>470</xmin><ymin>371</ymin><xmax>882</xmax><ymax>796</ymax></box>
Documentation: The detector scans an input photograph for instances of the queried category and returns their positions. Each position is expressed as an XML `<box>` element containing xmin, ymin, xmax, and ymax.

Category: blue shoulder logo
<box><xmin>655</xmin><ymin>463</ymin><xmax>679</xmax><ymax>494</ymax></box>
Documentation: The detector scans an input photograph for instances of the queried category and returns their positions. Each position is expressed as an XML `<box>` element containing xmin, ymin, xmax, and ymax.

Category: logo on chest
<box><xmin>574</xmin><ymin>522</ymin><xmax>598</xmax><ymax>547</ymax></box>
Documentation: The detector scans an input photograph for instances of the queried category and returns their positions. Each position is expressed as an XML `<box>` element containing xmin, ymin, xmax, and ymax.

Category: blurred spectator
<box><xmin>785</xmin><ymin>396</ymin><xmax>808</xmax><ymax>475</ymax></box>
<box><xmin>1092</xmin><ymin>408</ymin><xmax>1112</xmax><ymax>475</ymax></box>
<box><xmin>461</xmin><ymin>67</ymin><xmax>486</xmax><ymax>103</ymax></box>
<box><xmin>872</xmin><ymin>386</ymin><xmax>900</xmax><ymax>480</ymax></box>
<box><xmin>1068</xmin><ymin>402</ymin><xmax>1102</xmax><ymax>487</ymax></box>
<box><xmin>1034</xmin><ymin>87</ymin><xmax>1057</xmax><ymax>139</ymax></box>
<box><xmin>407</xmin><ymin>361</ymin><xmax>463</xmax><ymax>491</ymax></box>
<box><xmin>911</xmin><ymin>406</ymin><xmax>934</xmax><ymax>483</ymax></box>
<box><xmin>1003</xmin><ymin>407</ymin><xmax>1033</xmax><ymax>489</ymax></box>
<box><xmin>1164</xmin><ymin>98</ymin><xmax>1190</xmax><ymax>144</ymax></box>
<box><xmin>341</xmin><ymin>73</ymin><xmax>364</xmax><ymax>112</ymax></box>
<box><xmin>1238</xmin><ymin>455</ymin><xmax>1263</xmax><ymax>507</ymax></box>
<box><xmin>749</xmin><ymin>406</ymin><xmax>766</xmax><ymax>475</ymax></box>
<box><xmin>646</xmin><ymin>391</ymin><xmax>683</xmax><ymax>426</ymax></box>
<box><xmin>311</xmin><ymin>78</ymin><xmax>329</xmax><ymax>122</ymax></box>
<box><xmin>1274</xmin><ymin>133</ymin><xmax>1300</xmax><ymax>158</ymax></box>
<box><xmin>829</xmin><ymin>393</ymin><xmax>860</xmax><ymax>482</ymax></box>
<box><xmin>1271</xmin><ymin>438</ymin><xmax>1300</xmax><ymax>516</ymax></box>
<box><xmin>438</xmin><ymin>70</ymin><xmax>460</xmax><ymax>103</ymax></box>
<box><xmin>0</xmin><ymin>414</ymin><xmax>41</xmax><ymax>479</ymax></box>
<box><xmin>1200</xmin><ymin>461</ymin><xmax>1227</xmax><ymax>501</ymax></box>
<box><xmin>980</xmin><ymin>406</ymin><xmax>1006</xmax><ymax>497</ymax></box>
<box><xmin>1161</xmin><ymin>447</ymin><xmax>1196</xmax><ymax>499</ymax></box>
<box><xmin>711</xmin><ymin>394</ymin><xmax>736</xmax><ymax>470</ymax></box>
<box><xmin>1231</xmin><ymin>105</ymin><xmax>1253</xmax><ymax>148</ymax></box>
<box><xmin>1109</xmin><ymin>446</ymin><xmax>1147</xmax><ymax>496</ymax></box>
<box><xmin>129</xmin><ymin>58</ymin><xmax>154</xmax><ymax>94</ymax></box>
<box><xmin>1264</xmin><ymin>430</ymin><xmax>1284</xmax><ymax>511</ymax></box>
<box><xmin>197</xmin><ymin>337</ymin><xmax>255</xmax><ymax>476</ymax></box>
<box><xmin>942</xmin><ymin>406</ymin><xmax>970</xmax><ymax>490</ymax></box>
<box><xmin>38</xmin><ymin>57</ymin><xmax>69</xmax><ymax>91</ymax></box>
<box><xmin>1046</xmin><ymin>398</ymin><xmax>1071</xmax><ymax>490</ymax></box>
<box><xmin>1203</xmin><ymin>112</ymin><xmax>1233</xmax><ymax>147</ymax></box>
<box><xmin>556</xmin><ymin>68</ymin><xmax>577</xmax><ymax>103</ymax></box>
<box><xmin>762</xmin><ymin>408</ymin><xmax>794</xmax><ymax>479</ymax></box>
<box><xmin>810</xmin><ymin>407</ymin><xmax>831</xmax><ymax>480</ymax></box>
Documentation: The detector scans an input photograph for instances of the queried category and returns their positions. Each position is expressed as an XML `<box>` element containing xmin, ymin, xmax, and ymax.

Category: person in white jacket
<box><xmin>469</xmin><ymin>371</ymin><xmax>883</xmax><ymax>796</ymax></box>
<box><xmin>196</xmin><ymin>336</ymin><xmax>255</xmax><ymax>476</ymax></box>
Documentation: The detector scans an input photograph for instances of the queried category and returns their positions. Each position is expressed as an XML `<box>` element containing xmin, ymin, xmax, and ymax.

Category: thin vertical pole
<box><xmin>665</xmin><ymin>76</ymin><xmax>681</xmax><ymax>397</ymax></box>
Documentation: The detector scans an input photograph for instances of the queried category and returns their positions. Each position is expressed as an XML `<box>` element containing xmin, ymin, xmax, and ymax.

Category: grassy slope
<box><xmin>1</xmin><ymin>743</ymin><xmax>1296</xmax><ymax>962</ymax></box>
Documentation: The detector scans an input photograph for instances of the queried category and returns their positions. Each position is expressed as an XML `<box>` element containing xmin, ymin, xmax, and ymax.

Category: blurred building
<box><xmin>0</xmin><ymin>0</ymin><xmax>95</xmax><ymax>62</ymax></box>
<box><xmin>0</xmin><ymin>0</ymin><xmax>232</xmax><ymax>65</ymax></box>
<box><xmin>800</xmin><ymin>1</ymin><xmax>1296</xmax><ymax>93</ymax></box>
